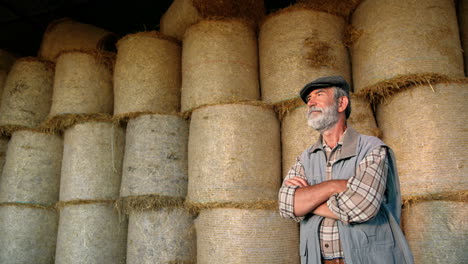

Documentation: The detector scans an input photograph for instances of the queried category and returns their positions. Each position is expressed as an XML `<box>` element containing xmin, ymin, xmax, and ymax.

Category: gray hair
<box><xmin>333</xmin><ymin>87</ymin><xmax>351</xmax><ymax>119</ymax></box>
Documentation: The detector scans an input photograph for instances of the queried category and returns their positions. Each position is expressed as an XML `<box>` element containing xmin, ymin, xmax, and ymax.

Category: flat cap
<box><xmin>299</xmin><ymin>76</ymin><xmax>350</xmax><ymax>103</ymax></box>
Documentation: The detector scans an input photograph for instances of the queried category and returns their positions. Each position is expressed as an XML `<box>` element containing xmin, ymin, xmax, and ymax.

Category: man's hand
<box><xmin>284</xmin><ymin>176</ymin><xmax>309</xmax><ymax>187</ymax></box>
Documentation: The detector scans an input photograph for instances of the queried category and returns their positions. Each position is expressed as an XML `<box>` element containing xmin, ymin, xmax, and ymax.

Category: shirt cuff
<box><xmin>327</xmin><ymin>194</ymin><xmax>350</xmax><ymax>224</ymax></box>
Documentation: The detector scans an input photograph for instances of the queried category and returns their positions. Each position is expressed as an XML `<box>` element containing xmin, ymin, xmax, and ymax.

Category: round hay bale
<box><xmin>187</xmin><ymin>103</ymin><xmax>281</xmax><ymax>204</ymax></box>
<box><xmin>351</xmin><ymin>0</ymin><xmax>464</xmax><ymax>93</ymax></box>
<box><xmin>113</xmin><ymin>31</ymin><xmax>181</xmax><ymax>117</ymax></box>
<box><xmin>60</xmin><ymin>121</ymin><xmax>125</xmax><ymax>201</ymax></box>
<box><xmin>0</xmin><ymin>205</ymin><xmax>58</xmax><ymax>264</ymax></box>
<box><xmin>38</xmin><ymin>18</ymin><xmax>117</xmax><ymax>62</ymax></box>
<box><xmin>160</xmin><ymin>0</ymin><xmax>265</xmax><ymax>40</ymax></box>
<box><xmin>0</xmin><ymin>57</ymin><xmax>54</xmax><ymax>130</ymax></box>
<box><xmin>49</xmin><ymin>50</ymin><xmax>114</xmax><ymax>117</ymax></box>
<box><xmin>181</xmin><ymin>19</ymin><xmax>259</xmax><ymax>112</ymax></box>
<box><xmin>120</xmin><ymin>114</ymin><xmax>188</xmax><ymax>198</ymax></box>
<box><xmin>296</xmin><ymin>0</ymin><xmax>362</xmax><ymax>18</ymax></box>
<box><xmin>0</xmin><ymin>136</ymin><xmax>8</xmax><ymax>174</ymax></box>
<box><xmin>127</xmin><ymin>208</ymin><xmax>196</xmax><ymax>264</ymax></box>
<box><xmin>402</xmin><ymin>200</ymin><xmax>467</xmax><ymax>263</ymax></box>
<box><xmin>0</xmin><ymin>131</ymin><xmax>62</xmax><ymax>205</ymax></box>
<box><xmin>259</xmin><ymin>5</ymin><xmax>350</xmax><ymax>104</ymax></box>
<box><xmin>281</xmin><ymin>94</ymin><xmax>379</xmax><ymax>177</ymax></box>
<box><xmin>459</xmin><ymin>0</ymin><xmax>468</xmax><ymax>76</ymax></box>
<box><xmin>376</xmin><ymin>82</ymin><xmax>467</xmax><ymax>196</ymax></box>
<box><xmin>55</xmin><ymin>203</ymin><xmax>127</xmax><ymax>264</ymax></box>
<box><xmin>196</xmin><ymin>208</ymin><xmax>299</xmax><ymax>264</ymax></box>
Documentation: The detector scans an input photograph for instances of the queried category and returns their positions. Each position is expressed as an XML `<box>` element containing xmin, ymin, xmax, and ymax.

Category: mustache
<box><xmin>307</xmin><ymin>107</ymin><xmax>323</xmax><ymax>115</ymax></box>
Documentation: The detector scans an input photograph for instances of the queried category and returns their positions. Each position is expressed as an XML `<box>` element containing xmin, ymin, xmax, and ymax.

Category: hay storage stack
<box><xmin>181</xmin><ymin>19</ymin><xmax>259</xmax><ymax>113</ymax></box>
<box><xmin>0</xmin><ymin>131</ymin><xmax>63</xmax><ymax>205</ymax></box>
<box><xmin>55</xmin><ymin>203</ymin><xmax>128</xmax><ymax>264</ymax></box>
<box><xmin>0</xmin><ymin>49</ymin><xmax>16</xmax><ymax>101</ymax></box>
<box><xmin>120</xmin><ymin>114</ymin><xmax>188</xmax><ymax>200</ymax></box>
<box><xmin>0</xmin><ymin>58</ymin><xmax>54</xmax><ymax>134</ymax></box>
<box><xmin>126</xmin><ymin>208</ymin><xmax>196</xmax><ymax>264</ymax></box>
<box><xmin>46</xmin><ymin>50</ymin><xmax>114</xmax><ymax>129</ymax></box>
<box><xmin>459</xmin><ymin>0</ymin><xmax>468</xmax><ymax>76</ymax></box>
<box><xmin>402</xmin><ymin>200</ymin><xmax>467</xmax><ymax>263</ymax></box>
<box><xmin>259</xmin><ymin>4</ymin><xmax>350</xmax><ymax>104</ymax></box>
<box><xmin>196</xmin><ymin>208</ymin><xmax>299</xmax><ymax>264</ymax></box>
<box><xmin>160</xmin><ymin>0</ymin><xmax>265</xmax><ymax>40</ymax></box>
<box><xmin>113</xmin><ymin>32</ymin><xmax>181</xmax><ymax>118</ymax></box>
<box><xmin>0</xmin><ymin>205</ymin><xmax>58</xmax><ymax>264</ymax></box>
<box><xmin>60</xmin><ymin>121</ymin><xmax>124</xmax><ymax>201</ymax></box>
<box><xmin>351</xmin><ymin>0</ymin><xmax>464</xmax><ymax>93</ymax></box>
<box><xmin>281</xmin><ymin>94</ymin><xmax>379</xmax><ymax>177</ymax></box>
<box><xmin>38</xmin><ymin>18</ymin><xmax>117</xmax><ymax>62</ymax></box>
<box><xmin>187</xmin><ymin>103</ymin><xmax>281</xmax><ymax>206</ymax></box>
<box><xmin>376</xmin><ymin>81</ymin><xmax>467</xmax><ymax>197</ymax></box>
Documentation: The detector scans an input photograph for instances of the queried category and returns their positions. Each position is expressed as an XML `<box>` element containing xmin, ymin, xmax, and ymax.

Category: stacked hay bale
<box><xmin>0</xmin><ymin>58</ymin><xmax>54</xmax><ymax>135</ymax></box>
<box><xmin>350</xmin><ymin>0</ymin><xmax>467</xmax><ymax>262</ymax></box>
<box><xmin>38</xmin><ymin>18</ymin><xmax>117</xmax><ymax>62</ymax></box>
<box><xmin>55</xmin><ymin>121</ymin><xmax>127</xmax><ymax>264</ymax></box>
<box><xmin>113</xmin><ymin>31</ymin><xmax>181</xmax><ymax>120</ymax></box>
<box><xmin>0</xmin><ymin>49</ymin><xmax>16</xmax><ymax>102</ymax></box>
<box><xmin>119</xmin><ymin>114</ymin><xmax>195</xmax><ymax>264</ymax></box>
<box><xmin>160</xmin><ymin>0</ymin><xmax>265</xmax><ymax>40</ymax></box>
<box><xmin>0</xmin><ymin>131</ymin><xmax>63</xmax><ymax>264</ymax></box>
<box><xmin>42</xmin><ymin>50</ymin><xmax>114</xmax><ymax>132</ymax></box>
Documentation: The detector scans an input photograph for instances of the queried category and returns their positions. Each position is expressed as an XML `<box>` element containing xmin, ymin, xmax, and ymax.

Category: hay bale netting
<box><xmin>459</xmin><ymin>0</ymin><xmax>468</xmax><ymax>76</ymax></box>
<box><xmin>181</xmin><ymin>19</ymin><xmax>259</xmax><ymax>112</ymax></box>
<box><xmin>60</xmin><ymin>121</ymin><xmax>124</xmax><ymax>201</ymax></box>
<box><xmin>0</xmin><ymin>136</ymin><xmax>8</xmax><ymax>174</ymax></box>
<box><xmin>160</xmin><ymin>0</ymin><xmax>265</xmax><ymax>40</ymax></box>
<box><xmin>376</xmin><ymin>82</ymin><xmax>467</xmax><ymax>196</ymax></box>
<box><xmin>55</xmin><ymin>203</ymin><xmax>127</xmax><ymax>264</ymax></box>
<box><xmin>0</xmin><ymin>131</ymin><xmax>63</xmax><ymax>205</ymax></box>
<box><xmin>281</xmin><ymin>94</ymin><xmax>379</xmax><ymax>177</ymax></box>
<box><xmin>402</xmin><ymin>200</ymin><xmax>468</xmax><ymax>263</ymax></box>
<box><xmin>196</xmin><ymin>208</ymin><xmax>299</xmax><ymax>264</ymax></box>
<box><xmin>187</xmin><ymin>103</ymin><xmax>280</xmax><ymax>204</ymax></box>
<box><xmin>120</xmin><ymin>114</ymin><xmax>188</xmax><ymax>198</ymax></box>
<box><xmin>351</xmin><ymin>0</ymin><xmax>464</xmax><ymax>93</ymax></box>
<box><xmin>127</xmin><ymin>208</ymin><xmax>196</xmax><ymax>264</ymax></box>
<box><xmin>38</xmin><ymin>18</ymin><xmax>117</xmax><ymax>62</ymax></box>
<box><xmin>113</xmin><ymin>32</ymin><xmax>181</xmax><ymax>117</ymax></box>
<box><xmin>0</xmin><ymin>58</ymin><xmax>54</xmax><ymax>131</ymax></box>
<box><xmin>48</xmin><ymin>50</ymin><xmax>114</xmax><ymax>118</ymax></box>
<box><xmin>0</xmin><ymin>205</ymin><xmax>58</xmax><ymax>264</ymax></box>
<box><xmin>259</xmin><ymin>4</ymin><xmax>350</xmax><ymax>104</ymax></box>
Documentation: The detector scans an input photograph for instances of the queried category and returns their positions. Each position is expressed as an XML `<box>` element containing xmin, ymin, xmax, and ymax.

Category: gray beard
<box><xmin>306</xmin><ymin>103</ymin><xmax>339</xmax><ymax>133</ymax></box>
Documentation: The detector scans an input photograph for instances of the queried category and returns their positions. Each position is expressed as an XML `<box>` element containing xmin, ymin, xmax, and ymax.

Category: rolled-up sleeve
<box><xmin>278</xmin><ymin>158</ymin><xmax>306</xmax><ymax>222</ymax></box>
<box><xmin>327</xmin><ymin>147</ymin><xmax>388</xmax><ymax>224</ymax></box>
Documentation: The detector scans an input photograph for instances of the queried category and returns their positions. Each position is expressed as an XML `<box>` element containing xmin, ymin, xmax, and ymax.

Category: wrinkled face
<box><xmin>305</xmin><ymin>88</ymin><xmax>339</xmax><ymax>132</ymax></box>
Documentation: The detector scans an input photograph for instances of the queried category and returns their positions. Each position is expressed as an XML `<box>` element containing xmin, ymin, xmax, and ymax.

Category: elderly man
<box><xmin>278</xmin><ymin>76</ymin><xmax>413</xmax><ymax>264</ymax></box>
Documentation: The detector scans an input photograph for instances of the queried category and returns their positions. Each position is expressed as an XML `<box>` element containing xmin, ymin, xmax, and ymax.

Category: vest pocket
<box><xmin>300</xmin><ymin>239</ymin><xmax>308</xmax><ymax>264</ymax></box>
<box><xmin>348</xmin><ymin>209</ymin><xmax>395</xmax><ymax>249</ymax></box>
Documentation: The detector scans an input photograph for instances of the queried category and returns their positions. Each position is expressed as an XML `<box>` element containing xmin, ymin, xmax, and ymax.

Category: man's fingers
<box><xmin>284</xmin><ymin>177</ymin><xmax>309</xmax><ymax>187</ymax></box>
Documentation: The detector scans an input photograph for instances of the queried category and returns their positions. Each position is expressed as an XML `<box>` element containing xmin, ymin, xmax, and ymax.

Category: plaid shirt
<box><xmin>279</xmin><ymin>134</ymin><xmax>388</xmax><ymax>259</ymax></box>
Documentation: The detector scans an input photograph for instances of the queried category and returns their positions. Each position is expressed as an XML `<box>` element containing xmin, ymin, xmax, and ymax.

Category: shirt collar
<box><xmin>309</xmin><ymin>126</ymin><xmax>360</xmax><ymax>159</ymax></box>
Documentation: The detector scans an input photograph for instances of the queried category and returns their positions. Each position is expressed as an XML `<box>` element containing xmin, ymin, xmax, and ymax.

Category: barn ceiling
<box><xmin>0</xmin><ymin>0</ymin><xmax>295</xmax><ymax>57</ymax></box>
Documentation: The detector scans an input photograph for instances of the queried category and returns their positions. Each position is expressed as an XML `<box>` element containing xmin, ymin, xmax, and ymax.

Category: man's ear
<box><xmin>338</xmin><ymin>96</ymin><xmax>349</xmax><ymax>113</ymax></box>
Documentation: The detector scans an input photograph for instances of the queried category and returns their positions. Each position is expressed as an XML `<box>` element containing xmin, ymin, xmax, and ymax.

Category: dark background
<box><xmin>0</xmin><ymin>0</ymin><xmax>296</xmax><ymax>57</ymax></box>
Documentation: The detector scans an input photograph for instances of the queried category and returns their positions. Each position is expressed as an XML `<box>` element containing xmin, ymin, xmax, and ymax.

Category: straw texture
<box><xmin>402</xmin><ymin>200</ymin><xmax>468</xmax><ymax>264</ymax></box>
<box><xmin>126</xmin><ymin>208</ymin><xmax>196</xmax><ymax>264</ymax></box>
<box><xmin>0</xmin><ymin>131</ymin><xmax>62</xmax><ymax>205</ymax></box>
<box><xmin>296</xmin><ymin>0</ymin><xmax>362</xmax><ymax>18</ymax></box>
<box><xmin>114</xmin><ymin>31</ymin><xmax>181</xmax><ymax>117</ymax></box>
<box><xmin>60</xmin><ymin>122</ymin><xmax>124</xmax><ymax>201</ymax></box>
<box><xmin>351</xmin><ymin>0</ymin><xmax>464</xmax><ymax>93</ymax></box>
<box><xmin>160</xmin><ymin>0</ymin><xmax>201</xmax><ymax>40</ymax></box>
<box><xmin>187</xmin><ymin>103</ymin><xmax>281</xmax><ymax>204</ymax></box>
<box><xmin>376</xmin><ymin>82</ymin><xmax>467</xmax><ymax>196</ymax></box>
<box><xmin>38</xmin><ymin>18</ymin><xmax>117</xmax><ymax>62</ymax></box>
<box><xmin>55</xmin><ymin>203</ymin><xmax>128</xmax><ymax>264</ymax></box>
<box><xmin>281</xmin><ymin>94</ymin><xmax>380</xmax><ymax>176</ymax></box>
<box><xmin>181</xmin><ymin>19</ymin><xmax>259</xmax><ymax>112</ymax></box>
<box><xmin>0</xmin><ymin>136</ymin><xmax>7</xmax><ymax>174</ymax></box>
<box><xmin>259</xmin><ymin>5</ymin><xmax>350</xmax><ymax>104</ymax></box>
<box><xmin>459</xmin><ymin>0</ymin><xmax>468</xmax><ymax>76</ymax></box>
<box><xmin>0</xmin><ymin>205</ymin><xmax>58</xmax><ymax>264</ymax></box>
<box><xmin>196</xmin><ymin>208</ymin><xmax>299</xmax><ymax>264</ymax></box>
<box><xmin>49</xmin><ymin>50</ymin><xmax>114</xmax><ymax>117</ymax></box>
<box><xmin>0</xmin><ymin>58</ymin><xmax>54</xmax><ymax>130</ymax></box>
<box><xmin>120</xmin><ymin>114</ymin><xmax>188</xmax><ymax>198</ymax></box>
